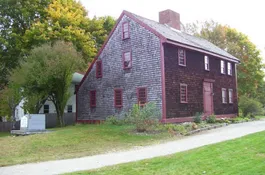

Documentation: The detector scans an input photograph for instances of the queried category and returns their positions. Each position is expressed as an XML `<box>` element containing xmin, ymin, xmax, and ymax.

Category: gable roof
<box><xmin>127</xmin><ymin>11</ymin><xmax>239</xmax><ymax>62</ymax></box>
<box><xmin>76</xmin><ymin>10</ymin><xmax>239</xmax><ymax>93</ymax></box>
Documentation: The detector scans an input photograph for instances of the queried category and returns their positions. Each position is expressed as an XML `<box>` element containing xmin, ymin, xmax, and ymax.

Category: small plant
<box><xmin>193</xmin><ymin>112</ymin><xmax>202</xmax><ymax>124</ymax></box>
<box><xmin>192</xmin><ymin>122</ymin><xmax>198</xmax><ymax>130</ymax></box>
<box><xmin>105</xmin><ymin>115</ymin><xmax>123</xmax><ymax>125</ymax></box>
<box><xmin>206</xmin><ymin>114</ymin><xmax>216</xmax><ymax>123</ymax></box>
<box><xmin>163</xmin><ymin>124</ymin><xmax>188</xmax><ymax>135</ymax></box>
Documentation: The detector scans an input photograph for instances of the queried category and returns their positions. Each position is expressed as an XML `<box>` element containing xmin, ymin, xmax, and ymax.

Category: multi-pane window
<box><xmin>227</xmin><ymin>62</ymin><xmax>232</xmax><ymax>75</ymax></box>
<box><xmin>137</xmin><ymin>87</ymin><xmax>147</xmax><ymax>106</ymax></box>
<box><xmin>114</xmin><ymin>89</ymin><xmax>123</xmax><ymax>107</ymax></box>
<box><xmin>90</xmin><ymin>90</ymin><xmax>96</xmax><ymax>107</ymax></box>
<box><xmin>178</xmin><ymin>48</ymin><xmax>186</xmax><ymax>66</ymax></box>
<box><xmin>222</xmin><ymin>88</ymin><xmax>227</xmax><ymax>103</ymax></box>
<box><xmin>44</xmin><ymin>105</ymin><xmax>49</xmax><ymax>113</ymax></box>
<box><xmin>96</xmin><ymin>61</ymin><xmax>102</xmax><ymax>78</ymax></box>
<box><xmin>221</xmin><ymin>60</ymin><xmax>225</xmax><ymax>74</ymax></box>
<box><xmin>229</xmin><ymin>89</ymin><xmax>233</xmax><ymax>103</ymax></box>
<box><xmin>180</xmin><ymin>84</ymin><xmax>188</xmax><ymax>103</ymax></box>
<box><xmin>123</xmin><ymin>51</ymin><xmax>132</xmax><ymax>69</ymax></box>
<box><xmin>204</xmin><ymin>56</ymin><xmax>209</xmax><ymax>70</ymax></box>
<box><xmin>122</xmin><ymin>22</ymin><xmax>130</xmax><ymax>39</ymax></box>
<box><xmin>67</xmin><ymin>105</ymin><xmax>73</xmax><ymax>113</ymax></box>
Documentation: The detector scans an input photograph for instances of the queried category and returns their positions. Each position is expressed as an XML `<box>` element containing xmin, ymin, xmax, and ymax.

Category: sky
<box><xmin>80</xmin><ymin>0</ymin><xmax>265</xmax><ymax>59</ymax></box>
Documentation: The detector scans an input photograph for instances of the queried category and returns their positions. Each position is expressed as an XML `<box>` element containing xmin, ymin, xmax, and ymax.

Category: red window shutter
<box><xmin>122</xmin><ymin>22</ymin><xmax>130</xmax><ymax>39</ymax></box>
<box><xmin>137</xmin><ymin>87</ymin><xmax>147</xmax><ymax>106</ymax></box>
<box><xmin>96</xmin><ymin>61</ymin><xmax>102</xmax><ymax>78</ymax></box>
<box><xmin>90</xmin><ymin>90</ymin><xmax>96</xmax><ymax>107</ymax></box>
<box><xmin>114</xmin><ymin>89</ymin><xmax>123</xmax><ymax>107</ymax></box>
<box><xmin>180</xmin><ymin>84</ymin><xmax>188</xmax><ymax>103</ymax></box>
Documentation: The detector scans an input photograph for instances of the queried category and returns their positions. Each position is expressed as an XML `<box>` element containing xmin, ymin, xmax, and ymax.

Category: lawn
<box><xmin>70</xmin><ymin>131</ymin><xmax>265</xmax><ymax>175</ymax></box>
<box><xmin>0</xmin><ymin>124</ymin><xmax>171</xmax><ymax>167</ymax></box>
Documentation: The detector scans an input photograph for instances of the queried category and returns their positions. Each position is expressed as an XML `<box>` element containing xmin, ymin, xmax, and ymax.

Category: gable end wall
<box><xmin>77</xmin><ymin>15</ymin><xmax>162</xmax><ymax>120</ymax></box>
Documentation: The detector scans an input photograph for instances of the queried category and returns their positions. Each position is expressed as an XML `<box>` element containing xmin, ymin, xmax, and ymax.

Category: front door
<box><xmin>203</xmin><ymin>82</ymin><xmax>213</xmax><ymax>115</ymax></box>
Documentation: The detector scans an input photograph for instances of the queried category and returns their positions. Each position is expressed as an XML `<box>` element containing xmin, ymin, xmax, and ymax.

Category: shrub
<box><xmin>164</xmin><ymin>124</ymin><xmax>187</xmax><ymax>135</ymax></box>
<box><xmin>193</xmin><ymin>112</ymin><xmax>202</xmax><ymax>123</ymax></box>
<box><xmin>105</xmin><ymin>115</ymin><xmax>123</xmax><ymax>125</ymax></box>
<box><xmin>239</xmin><ymin>96</ymin><xmax>264</xmax><ymax>117</ymax></box>
<box><xmin>206</xmin><ymin>114</ymin><xmax>216</xmax><ymax>123</ymax></box>
<box><xmin>127</xmin><ymin>102</ymin><xmax>160</xmax><ymax>132</ymax></box>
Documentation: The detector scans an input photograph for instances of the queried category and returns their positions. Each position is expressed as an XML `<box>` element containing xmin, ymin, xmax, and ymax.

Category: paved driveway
<box><xmin>1</xmin><ymin>120</ymin><xmax>265</xmax><ymax>175</ymax></box>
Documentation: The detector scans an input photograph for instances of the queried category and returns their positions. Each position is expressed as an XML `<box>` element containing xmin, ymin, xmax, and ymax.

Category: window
<box><xmin>44</xmin><ymin>105</ymin><xmax>49</xmax><ymax>113</ymax></box>
<box><xmin>221</xmin><ymin>60</ymin><xmax>225</xmax><ymax>74</ymax></box>
<box><xmin>204</xmin><ymin>56</ymin><xmax>210</xmax><ymax>71</ymax></box>
<box><xmin>123</xmin><ymin>51</ymin><xmax>132</xmax><ymax>69</ymax></box>
<box><xmin>96</xmin><ymin>61</ymin><xmax>102</xmax><ymax>78</ymax></box>
<box><xmin>227</xmin><ymin>62</ymin><xmax>232</xmax><ymax>75</ymax></box>
<box><xmin>180</xmin><ymin>84</ymin><xmax>188</xmax><ymax>103</ymax></box>
<box><xmin>222</xmin><ymin>88</ymin><xmax>227</xmax><ymax>103</ymax></box>
<box><xmin>137</xmin><ymin>87</ymin><xmax>147</xmax><ymax>106</ymax></box>
<box><xmin>90</xmin><ymin>90</ymin><xmax>96</xmax><ymax>107</ymax></box>
<box><xmin>114</xmin><ymin>89</ymin><xmax>123</xmax><ymax>107</ymax></box>
<box><xmin>178</xmin><ymin>48</ymin><xmax>186</xmax><ymax>66</ymax></box>
<box><xmin>228</xmin><ymin>89</ymin><xmax>233</xmax><ymax>103</ymax></box>
<box><xmin>67</xmin><ymin>105</ymin><xmax>73</xmax><ymax>113</ymax></box>
<box><xmin>122</xmin><ymin>22</ymin><xmax>130</xmax><ymax>39</ymax></box>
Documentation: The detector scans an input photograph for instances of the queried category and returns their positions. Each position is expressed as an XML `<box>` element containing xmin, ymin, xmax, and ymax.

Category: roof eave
<box><xmin>164</xmin><ymin>39</ymin><xmax>240</xmax><ymax>63</ymax></box>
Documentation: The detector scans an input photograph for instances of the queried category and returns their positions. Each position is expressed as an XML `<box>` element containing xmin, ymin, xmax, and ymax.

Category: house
<box><xmin>15</xmin><ymin>72</ymin><xmax>84</xmax><ymax>120</ymax></box>
<box><xmin>76</xmin><ymin>9</ymin><xmax>240</xmax><ymax>123</ymax></box>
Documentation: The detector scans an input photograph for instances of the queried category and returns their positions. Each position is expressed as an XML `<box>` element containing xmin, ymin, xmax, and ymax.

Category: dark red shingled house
<box><xmin>76</xmin><ymin>9</ymin><xmax>240</xmax><ymax>123</ymax></box>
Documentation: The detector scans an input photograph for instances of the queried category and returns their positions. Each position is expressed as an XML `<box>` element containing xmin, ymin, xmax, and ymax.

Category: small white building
<box><xmin>15</xmin><ymin>72</ymin><xmax>84</xmax><ymax>120</ymax></box>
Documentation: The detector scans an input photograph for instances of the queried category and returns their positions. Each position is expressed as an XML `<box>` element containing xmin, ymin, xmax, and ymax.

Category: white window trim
<box><xmin>221</xmin><ymin>60</ymin><xmax>226</xmax><ymax>74</ymax></box>
<box><xmin>204</xmin><ymin>55</ymin><xmax>210</xmax><ymax>71</ymax></box>
<box><xmin>178</xmin><ymin>49</ymin><xmax>186</xmax><ymax>66</ymax></box>
<box><xmin>229</xmin><ymin>89</ymin><xmax>233</xmax><ymax>103</ymax></box>
<box><xmin>222</xmin><ymin>88</ymin><xmax>227</xmax><ymax>104</ymax></box>
<box><xmin>227</xmin><ymin>62</ymin><xmax>232</xmax><ymax>76</ymax></box>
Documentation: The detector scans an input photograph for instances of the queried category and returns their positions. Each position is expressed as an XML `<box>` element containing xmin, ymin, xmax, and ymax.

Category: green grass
<box><xmin>0</xmin><ymin>132</ymin><xmax>10</xmax><ymax>138</ymax></box>
<box><xmin>70</xmin><ymin>131</ymin><xmax>265</xmax><ymax>175</ymax></box>
<box><xmin>255</xmin><ymin>116</ymin><xmax>265</xmax><ymax>119</ymax></box>
<box><xmin>0</xmin><ymin>124</ymin><xmax>171</xmax><ymax>167</ymax></box>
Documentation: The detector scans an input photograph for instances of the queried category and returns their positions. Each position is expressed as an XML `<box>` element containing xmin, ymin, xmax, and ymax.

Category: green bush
<box><xmin>239</xmin><ymin>96</ymin><xmax>264</xmax><ymax>117</ymax></box>
<box><xmin>193</xmin><ymin>112</ymin><xmax>202</xmax><ymax>123</ymax></box>
<box><xmin>206</xmin><ymin>114</ymin><xmax>216</xmax><ymax>123</ymax></box>
<box><xmin>105</xmin><ymin>115</ymin><xmax>123</xmax><ymax>125</ymax></box>
<box><xmin>127</xmin><ymin>102</ymin><xmax>160</xmax><ymax>132</ymax></box>
<box><xmin>163</xmin><ymin>124</ymin><xmax>188</xmax><ymax>135</ymax></box>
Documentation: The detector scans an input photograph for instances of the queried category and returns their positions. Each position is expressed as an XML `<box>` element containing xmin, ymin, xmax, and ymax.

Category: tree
<box><xmin>0</xmin><ymin>83</ymin><xmax>23</xmax><ymax>121</ymax></box>
<box><xmin>24</xmin><ymin>0</ymin><xmax>98</xmax><ymax>62</ymax></box>
<box><xmin>15</xmin><ymin>41</ymin><xmax>85</xmax><ymax>126</ymax></box>
<box><xmin>184</xmin><ymin>21</ymin><xmax>264</xmax><ymax>98</ymax></box>
<box><xmin>0</xmin><ymin>0</ymin><xmax>116</xmax><ymax>89</ymax></box>
<box><xmin>0</xmin><ymin>0</ymin><xmax>51</xmax><ymax>89</ymax></box>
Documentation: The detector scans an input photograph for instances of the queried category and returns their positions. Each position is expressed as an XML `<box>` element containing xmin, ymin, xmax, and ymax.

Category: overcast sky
<box><xmin>80</xmin><ymin>0</ymin><xmax>265</xmax><ymax>59</ymax></box>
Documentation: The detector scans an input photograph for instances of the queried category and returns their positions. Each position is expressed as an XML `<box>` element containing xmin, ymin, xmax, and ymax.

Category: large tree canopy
<box><xmin>0</xmin><ymin>0</ymin><xmax>115</xmax><ymax>89</ymax></box>
<box><xmin>0</xmin><ymin>0</ymin><xmax>51</xmax><ymax>89</ymax></box>
<box><xmin>12</xmin><ymin>41</ymin><xmax>85</xmax><ymax>126</ymax></box>
<box><xmin>184</xmin><ymin>20</ymin><xmax>264</xmax><ymax>98</ymax></box>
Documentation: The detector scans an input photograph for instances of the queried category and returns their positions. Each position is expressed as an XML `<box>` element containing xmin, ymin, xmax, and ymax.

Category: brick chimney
<box><xmin>159</xmin><ymin>9</ymin><xmax>180</xmax><ymax>30</ymax></box>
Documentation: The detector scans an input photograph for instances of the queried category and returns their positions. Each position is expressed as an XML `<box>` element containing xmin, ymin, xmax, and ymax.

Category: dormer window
<box><xmin>123</xmin><ymin>51</ymin><xmax>132</xmax><ymax>69</ymax></box>
<box><xmin>178</xmin><ymin>48</ymin><xmax>186</xmax><ymax>66</ymax></box>
<box><xmin>122</xmin><ymin>22</ymin><xmax>130</xmax><ymax>39</ymax></box>
<box><xmin>221</xmin><ymin>60</ymin><xmax>225</xmax><ymax>74</ymax></box>
<box><xmin>204</xmin><ymin>56</ymin><xmax>209</xmax><ymax>71</ymax></box>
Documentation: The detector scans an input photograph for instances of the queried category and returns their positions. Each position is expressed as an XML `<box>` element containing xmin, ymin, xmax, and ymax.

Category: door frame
<box><xmin>203</xmin><ymin>79</ymin><xmax>215</xmax><ymax>115</ymax></box>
